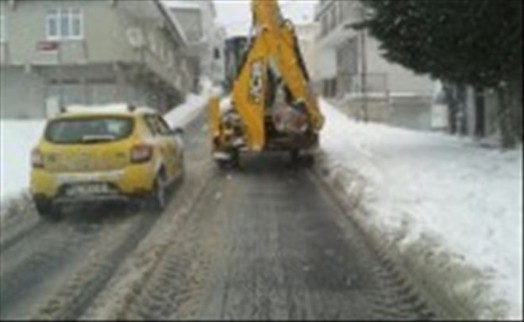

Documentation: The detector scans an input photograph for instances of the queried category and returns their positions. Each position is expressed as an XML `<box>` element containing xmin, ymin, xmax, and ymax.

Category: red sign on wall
<box><xmin>36</xmin><ymin>41</ymin><xmax>59</xmax><ymax>52</ymax></box>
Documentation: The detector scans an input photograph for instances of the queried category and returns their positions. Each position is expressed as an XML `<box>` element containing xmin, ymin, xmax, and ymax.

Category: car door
<box><xmin>143</xmin><ymin>114</ymin><xmax>174</xmax><ymax>180</ymax></box>
<box><xmin>151</xmin><ymin>114</ymin><xmax>180</xmax><ymax>181</ymax></box>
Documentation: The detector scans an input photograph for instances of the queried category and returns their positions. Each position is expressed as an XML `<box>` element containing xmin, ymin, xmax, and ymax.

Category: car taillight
<box><xmin>31</xmin><ymin>149</ymin><xmax>44</xmax><ymax>168</ymax></box>
<box><xmin>130</xmin><ymin>144</ymin><xmax>153</xmax><ymax>163</ymax></box>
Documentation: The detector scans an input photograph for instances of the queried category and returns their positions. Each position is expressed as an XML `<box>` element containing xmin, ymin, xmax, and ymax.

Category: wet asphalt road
<box><xmin>1</xmin><ymin>115</ymin><xmax>444</xmax><ymax>320</ymax></box>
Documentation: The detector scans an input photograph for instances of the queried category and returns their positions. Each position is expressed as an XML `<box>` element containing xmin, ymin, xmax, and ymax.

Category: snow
<box><xmin>65</xmin><ymin>103</ymin><xmax>157</xmax><ymax>115</ymax></box>
<box><xmin>219</xmin><ymin>96</ymin><xmax>233</xmax><ymax>112</ymax></box>
<box><xmin>164</xmin><ymin>94</ymin><xmax>209</xmax><ymax>129</ymax></box>
<box><xmin>0</xmin><ymin>120</ymin><xmax>47</xmax><ymax>212</ymax></box>
<box><xmin>164</xmin><ymin>76</ymin><xmax>220</xmax><ymax>128</ymax></box>
<box><xmin>320</xmin><ymin>99</ymin><xmax>522</xmax><ymax>319</ymax></box>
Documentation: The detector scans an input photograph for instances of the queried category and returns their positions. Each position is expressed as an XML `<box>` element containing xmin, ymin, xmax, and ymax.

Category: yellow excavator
<box><xmin>208</xmin><ymin>0</ymin><xmax>324</xmax><ymax>168</ymax></box>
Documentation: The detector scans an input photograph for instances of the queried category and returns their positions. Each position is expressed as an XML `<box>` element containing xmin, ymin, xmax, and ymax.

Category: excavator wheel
<box><xmin>290</xmin><ymin>149</ymin><xmax>300</xmax><ymax>164</ymax></box>
<box><xmin>215</xmin><ymin>149</ymin><xmax>241</xmax><ymax>170</ymax></box>
<box><xmin>290</xmin><ymin>149</ymin><xmax>314</xmax><ymax>168</ymax></box>
<box><xmin>303</xmin><ymin>153</ymin><xmax>315</xmax><ymax>167</ymax></box>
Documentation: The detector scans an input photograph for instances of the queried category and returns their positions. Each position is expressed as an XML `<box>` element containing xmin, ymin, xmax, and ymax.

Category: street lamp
<box><xmin>344</xmin><ymin>22</ymin><xmax>368</xmax><ymax>122</ymax></box>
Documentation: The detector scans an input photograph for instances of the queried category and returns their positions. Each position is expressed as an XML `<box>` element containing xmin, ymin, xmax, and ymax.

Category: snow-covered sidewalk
<box><xmin>320</xmin><ymin>99</ymin><xmax>522</xmax><ymax>319</ymax></box>
<box><xmin>0</xmin><ymin>120</ymin><xmax>47</xmax><ymax>211</ymax></box>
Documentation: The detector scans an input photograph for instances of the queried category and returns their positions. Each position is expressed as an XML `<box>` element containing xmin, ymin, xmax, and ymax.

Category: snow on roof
<box><xmin>63</xmin><ymin>103</ymin><xmax>158</xmax><ymax>115</ymax></box>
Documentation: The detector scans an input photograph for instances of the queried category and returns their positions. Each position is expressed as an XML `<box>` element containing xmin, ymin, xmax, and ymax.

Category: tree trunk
<box><xmin>511</xmin><ymin>78</ymin><xmax>523</xmax><ymax>141</ymax></box>
<box><xmin>496</xmin><ymin>85</ymin><xmax>516</xmax><ymax>148</ymax></box>
<box><xmin>474</xmin><ymin>86</ymin><xmax>485</xmax><ymax>138</ymax></box>
<box><xmin>442</xmin><ymin>82</ymin><xmax>458</xmax><ymax>134</ymax></box>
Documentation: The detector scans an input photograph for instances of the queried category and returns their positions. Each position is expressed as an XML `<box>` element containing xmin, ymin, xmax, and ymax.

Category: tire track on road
<box><xmin>120</xmin><ymin>172</ymin><xmax>229</xmax><ymax>320</ymax></box>
<box><xmin>0</xmin><ymin>217</ymin><xmax>107</xmax><ymax>319</ymax></box>
<box><xmin>31</xmin><ymin>211</ymin><xmax>160</xmax><ymax>320</ymax></box>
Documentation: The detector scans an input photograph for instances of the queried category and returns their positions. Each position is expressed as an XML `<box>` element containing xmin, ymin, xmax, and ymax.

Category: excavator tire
<box><xmin>216</xmin><ymin>149</ymin><xmax>241</xmax><ymax>170</ymax></box>
<box><xmin>290</xmin><ymin>149</ymin><xmax>314</xmax><ymax>168</ymax></box>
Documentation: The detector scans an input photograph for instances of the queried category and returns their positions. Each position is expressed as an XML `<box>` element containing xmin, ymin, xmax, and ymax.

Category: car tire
<box><xmin>34</xmin><ymin>199</ymin><xmax>63</xmax><ymax>222</ymax></box>
<box><xmin>147</xmin><ymin>174</ymin><xmax>167</xmax><ymax>213</ymax></box>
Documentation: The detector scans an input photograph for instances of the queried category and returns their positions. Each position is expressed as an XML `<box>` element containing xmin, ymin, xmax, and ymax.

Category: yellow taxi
<box><xmin>30</xmin><ymin>103</ymin><xmax>185</xmax><ymax>220</ymax></box>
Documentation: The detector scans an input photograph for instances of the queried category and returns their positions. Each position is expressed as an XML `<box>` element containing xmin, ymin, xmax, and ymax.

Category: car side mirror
<box><xmin>172</xmin><ymin>127</ymin><xmax>184</xmax><ymax>136</ymax></box>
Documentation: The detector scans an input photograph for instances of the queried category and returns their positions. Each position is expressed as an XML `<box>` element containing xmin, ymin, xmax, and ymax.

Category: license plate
<box><xmin>67</xmin><ymin>183</ymin><xmax>109</xmax><ymax>196</ymax></box>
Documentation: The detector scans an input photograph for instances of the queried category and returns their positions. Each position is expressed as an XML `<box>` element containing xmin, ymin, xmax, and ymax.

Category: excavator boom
<box><xmin>209</xmin><ymin>0</ymin><xmax>324</xmax><ymax>166</ymax></box>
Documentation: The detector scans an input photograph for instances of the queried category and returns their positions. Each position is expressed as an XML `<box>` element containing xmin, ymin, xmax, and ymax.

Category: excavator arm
<box><xmin>210</xmin><ymin>0</ymin><xmax>324</xmax><ymax>162</ymax></box>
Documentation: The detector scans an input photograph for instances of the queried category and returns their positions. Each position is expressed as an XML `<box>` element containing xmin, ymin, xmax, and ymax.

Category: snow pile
<box><xmin>0</xmin><ymin>120</ymin><xmax>47</xmax><ymax>212</ymax></box>
<box><xmin>163</xmin><ymin>94</ymin><xmax>209</xmax><ymax>129</ymax></box>
<box><xmin>320</xmin><ymin>99</ymin><xmax>522</xmax><ymax>319</ymax></box>
<box><xmin>164</xmin><ymin>77</ymin><xmax>221</xmax><ymax>129</ymax></box>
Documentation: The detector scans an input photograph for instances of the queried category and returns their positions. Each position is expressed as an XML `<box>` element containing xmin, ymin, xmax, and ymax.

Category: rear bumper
<box><xmin>31</xmin><ymin>164</ymin><xmax>156</xmax><ymax>199</ymax></box>
<box><xmin>53</xmin><ymin>194</ymin><xmax>131</xmax><ymax>204</ymax></box>
<box><xmin>266</xmin><ymin>132</ymin><xmax>319</xmax><ymax>150</ymax></box>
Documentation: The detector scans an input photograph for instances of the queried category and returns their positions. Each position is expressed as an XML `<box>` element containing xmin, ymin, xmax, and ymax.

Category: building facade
<box><xmin>167</xmin><ymin>0</ymin><xmax>225</xmax><ymax>89</ymax></box>
<box><xmin>0</xmin><ymin>0</ymin><xmax>191</xmax><ymax>119</ymax></box>
<box><xmin>294</xmin><ymin>23</ymin><xmax>319</xmax><ymax>86</ymax></box>
<box><xmin>314</xmin><ymin>0</ymin><xmax>436</xmax><ymax>130</ymax></box>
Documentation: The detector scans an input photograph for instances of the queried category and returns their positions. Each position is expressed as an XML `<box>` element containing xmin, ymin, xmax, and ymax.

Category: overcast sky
<box><xmin>213</xmin><ymin>0</ymin><xmax>319</xmax><ymax>37</ymax></box>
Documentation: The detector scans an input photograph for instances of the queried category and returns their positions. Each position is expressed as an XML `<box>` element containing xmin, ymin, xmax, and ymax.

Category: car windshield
<box><xmin>45</xmin><ymin>117</ymin><xmax>134</xmax><ymax>144</ymax></box>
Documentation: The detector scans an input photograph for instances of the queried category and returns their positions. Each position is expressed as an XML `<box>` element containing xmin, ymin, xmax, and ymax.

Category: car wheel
<box><xmin>34</xmin><ymin>199</ymin><xmax>63</xmax><ymax>222</ymax></box>
<box><xmin>148</xmin><ymin>174</ymin><xmax>167</xmax><ymax>213</ymax></box>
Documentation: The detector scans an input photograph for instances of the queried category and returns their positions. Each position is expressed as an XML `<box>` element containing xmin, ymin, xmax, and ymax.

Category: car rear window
<box><xmin>45</xmin><ymin>117</ymin><xmax>134</xmax><ymax>144</ymax></box>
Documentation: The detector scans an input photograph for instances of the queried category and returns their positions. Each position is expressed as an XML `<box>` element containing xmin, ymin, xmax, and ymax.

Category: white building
<box><xmin>166</xmin><ymin>0</ymin><xmax>225</xmax><ymax>88</ymax></box>
<box><xmin>0</xmin><ymin>0</ymin><xmax>189</xmax><ymax>119</ymax></box>
<box><xmin>315</xmin><ymin>0</ymin><xmax>436</xmax><ymax>130</ymax></box>
<box><xmin>294</xmin><ymin>23</ymin><xmax>319</xmax><ymax>84</ymax></box>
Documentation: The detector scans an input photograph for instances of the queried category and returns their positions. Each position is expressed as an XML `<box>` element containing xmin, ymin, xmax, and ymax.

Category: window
<box><xmin>214</xmin><ymin>48</ymin><xmax>221</xmax><ymax>60</ymax></box>
<box><xmin>0</xmin><ymin>14</ymin><xmax>5</xmax><ymax>42</ymax></box>
<box><xmin>45</xmin><ymin>117</ymin><xmax>134</xmax><ymax>144</ymax></box>
<box><xmin>46</xmin><ymin>8</ymin><xmax>84</xmax><ymax>40</ymax></box>
<box><xmin>155</xmin><ymin>116</ymin><xmax>172</xmax><ymax>134</ymax></box>
<box><xmin>71</xmin><ymin>9</ymin><xmax>82</xmax><ymax>38</ymax></box>
<box><xmin>144</xmin><ymin>115</ymin><xmax>171</xmax><ymax>136</ymax></box>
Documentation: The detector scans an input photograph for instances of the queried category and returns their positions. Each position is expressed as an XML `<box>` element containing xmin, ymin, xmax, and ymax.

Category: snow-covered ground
<box><xmin>320</xmin><ymin>99</ymin><xmax>522</xmax><ymax>319</ymax></box>
<box><xmin>0</xmin><ymin>120</ymin><xmax>47</xmax><ymax>211</ymax></box>
<box><xmin>0</xmin><ymin>92</ymin><xmax>211</xmax><ymax>215</ymax></box>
